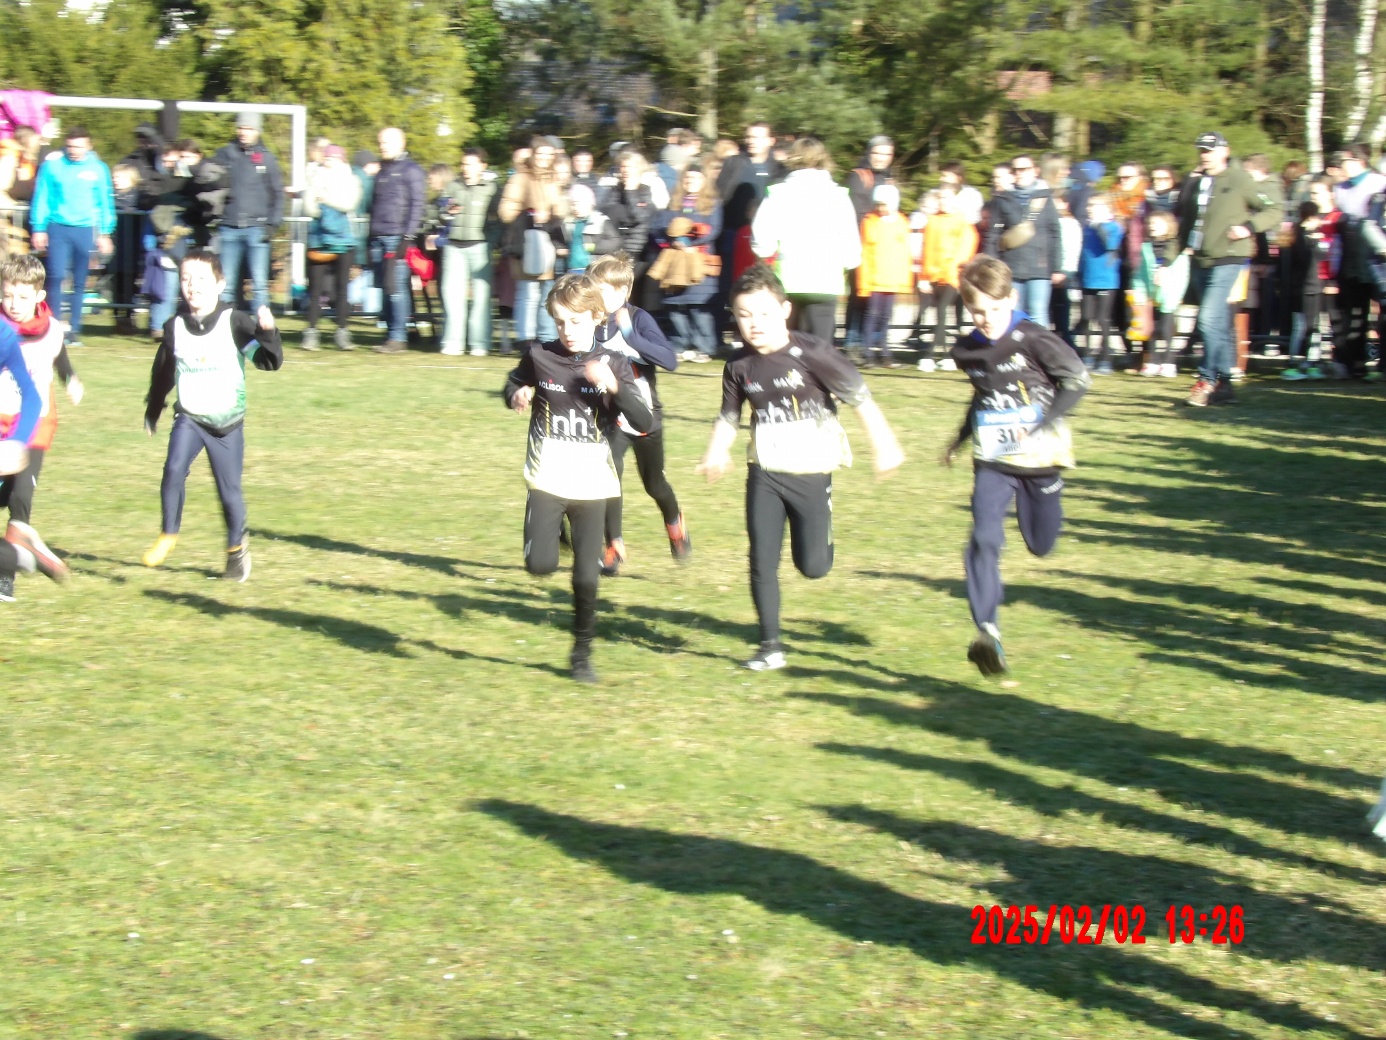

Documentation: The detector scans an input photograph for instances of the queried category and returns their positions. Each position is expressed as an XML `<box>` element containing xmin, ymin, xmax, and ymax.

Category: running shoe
<box><xmin>224</xmin><ymin>542</ymin><xmax>252</xmax><ymax>582</ymax></box>
<box><xmin>336</xmin><ymin>328</ymin><xmax>355</xmax><ymax>350</ymax></box>
<box><xmin>1209</xmin><ymin>377</ymin><xmax>1236</xmax><ymax>405</ymax></box>
<box><xmin>917</xmin><ymin>358</ymin><xmax>937</xmax><ymax>373</ymax></box>
<box><xmin>570</xmin><ymin>650</ymin><xmax>599</xmax><ymax>684</ymax></box>
<box><xmin>1304</xmin><ymin>365</ymin><xmax>1325</xmax><ymax>380</ymax></box>
<box><xmin>967</xmin><ymin>623</ymin><xmax>1007</xmax><ymax>677</ymax></box>
<box><xmin>1229</xmin><ymin>367</ymin><xmax>1246</xmax><ymax>383</ymax></box>
<box><xmin>744</xmin><ymin>644</ymin><xmax>787</xmax><ymax>671</ymax></box>
<box><xmin>599</xmin><ymin>538</ymin><xmax>626</xmax><ymax>578</ymax></box>
<box><xmin>143</xmin><ymin>533</ymin><xmax>178</xmax><ymax>567</ymax></box>
<box><xmin>1159</xmin><ymin>364</ymin><xmax>1178</xmax><ymax>378</ymax></box>
<box><xmin>1281</xmin><ymin>366</ymin><xmax>1308</xmax><ymax>381</ymax></box>
<box><xmin>937</xmin><ymin>358</ymin><xmax>957</xmax><ymax>371</ymax></box>
<box><xmin>1140</xmin><ymin>363</ymin><xmax>1159</xmax><ymax>377</ymax></box>
<box><xmin>1367</xmin><ymin>370</ymin><xmax>1385</xmax><ymax>383</ymax></box>
<box><xmin>300</xmin><ymin>327</ymin><xmax>321</xmax><ymax>351</ymax></box>
<box><xmin>7</xmin><ymin>521</ymin><xmax>68</xmax><ymax>582</ymax></box>
<box><xmin>666</xmin><ymin>513</ymin><xmax>692</xmax><ymax>563</ymax></box>
<box><xmin>0</xmin><ymin>573</ymin><xmax>14</xmax><ymax>602</ymax></box>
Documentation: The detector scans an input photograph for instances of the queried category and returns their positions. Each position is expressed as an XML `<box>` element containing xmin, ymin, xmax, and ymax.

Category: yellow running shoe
<box><xmin>143</xmin><ymin>534</ymin><xmax>178</xmax><ymax>567</ymax></box>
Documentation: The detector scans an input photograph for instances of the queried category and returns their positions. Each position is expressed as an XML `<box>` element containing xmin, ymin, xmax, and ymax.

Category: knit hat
<box><xmin>235</xmin><ymin>111</ymin><xmax>263</xmax><ymax>131</ymax></box>
<box><xmin>323</xmin><ymin>145</ymin><xmax>346</xmax><ymax>161</ymax></box>
<box><xmin>872</xmin><ymin>183</ymin><xmax>900</xmax><ymax>211</ymax></box>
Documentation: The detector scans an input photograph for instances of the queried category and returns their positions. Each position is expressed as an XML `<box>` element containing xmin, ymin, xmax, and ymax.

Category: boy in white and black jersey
<box><xmin>143</xmin><ymin>248</ymin><xmax>283</xmax><ymax>581</ymax></box>
<box><xmin>503</xmin><ymin>272</ymin><xmax>654</xmax><ymax>683</ymax></box>
<box><xmin>698</xmin><ymin>263</ymin><xmax>904</xmax><ymax>671</ymax></box>
<box><xmin>943</xmin><ymin>254</ymin><xmax>1089</xmax><ymax>676</ymax></box>
<box><xmin>588</xmin><ymin>253</ymin><xmax>688</xmax><ymax>576</ymax></box>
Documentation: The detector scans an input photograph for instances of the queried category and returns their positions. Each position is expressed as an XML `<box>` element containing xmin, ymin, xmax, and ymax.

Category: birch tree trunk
<box><xmin>1308</xmin><ymin>0</ymin><xmax>1327</xmax><ymax>172</ymax></box>
<box><xmin>1345</xmin><ymin>0</ymin><xmax>1380</xmax><ymax>141</ymax></box>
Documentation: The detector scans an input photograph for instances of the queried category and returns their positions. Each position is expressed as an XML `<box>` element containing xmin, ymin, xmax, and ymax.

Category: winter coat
<box><xmin>846</xmin><ymin>161</ymin><xmax>896</xmax><ymax>222</ymax></box>
<box><xmin>1176</xmin><ymin>162</ymin><xmax>1280</xmax><ymax>269</ymax></box>
<box><xmin>857</xmin><ymin>212</ymin><xmax>913</xmax><ymax>295</ymax></box>
<box><xmin>653</xmin><ymin>200</ymin><xmax>723</xmax><ymax>305</ymax></box>
<box><xmin>752</xmin><ymin>169</ymin><xmax>861</xmax><ymax>296</ymax></box>
<box><xmin>442</xmin><ymin>178</ymin><xmax>500</xmax><ymax>246</ymax></box>
<box><xmin>30</xmin><ymin>152</ymin><xmax>116</xmax><ymax>234</ymax></box>
<box><xmin>717</xmin><ymin>152</ymin><xmax>786</xmax><ymax>231</ymax></box>
<box><xmin>921</xmin><ymin>211</ymin><xmax>980</xmax><ymax>288</ymax></box>
<box><xmin>985</xmin><ymin>187</ymin><xmax>1059</xmax><ymax>281</ymax></box>
<box><xmin>499</xmin><ymin>168</ymin><xmax>570</xmax><ymax>281</ymax></box>
<box><xmin>1079</xmin><ymin>220</ymin><xmax>1125</xmax><ymax>290</ymax></box>
<box><xmin>369</xmin><ymin>153</ymin><xmax>426</xmax><ymax>240</ymax></box>
<box><xmin>212</xmin><ymin>139</ymin><xmax>284</xmax><ymax>229</ymax></box>
<box><xmin>600</xmin><ymin>181</ymin><xmax>658</xmax><ymax>261</ymax></box>
<box><xmin>304</xmin><ymin>162</ymin><xmax>363</xmax><ymax>254</ymax></box>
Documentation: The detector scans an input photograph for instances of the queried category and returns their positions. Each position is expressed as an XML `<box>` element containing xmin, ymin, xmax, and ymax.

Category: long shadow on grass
<box><xmin>134</xmin><ymin>1031</ymin><xmax>233</xmax><ymax>1040</ymax></box>
<box><xmin>260</xmin><ymin>529</ymin><xmax>526</xmax><ymax>579</ymax></box>
<box><xmin>822</xmin><ymin>806</ymin><xmax>1386</xmax><ymax>972</ymax></box>
<box><xmin>793</xmin><ymin>687</ymin><xmax>1377</xmax><ymax>843</ymax></box>
<box><xmin>477</xmin><ymin>799</ymin><xmax>1369</xmax><ymax>1040</ymax></box>
<box><xmin>817</xmin><ymin>744</ymin><xmax>1386</xmax><ymax>885</ymax></box>
<box><xmin>1007</xmin><ymin>577</ymin><xmax>1386</xmax><ymax>703</ymax></box>
<box><xmin>143</xmin><ymin>590</ymin><xmax>566</xmax><ymax>677</ymax></box>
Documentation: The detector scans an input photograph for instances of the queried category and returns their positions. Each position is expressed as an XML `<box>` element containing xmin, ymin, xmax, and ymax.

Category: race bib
<box><xmin>974</xmin><ymin>404</ymin><xmax>1042</xmax><ymax>462</ymax></box>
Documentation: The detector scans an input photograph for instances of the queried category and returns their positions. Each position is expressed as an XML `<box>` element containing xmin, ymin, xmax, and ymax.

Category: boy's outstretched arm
<box><xmin>696</xmin><ymin>418</ymin><xmax>738</xmax><ymax>482</ymax></box>
<box><xmin>853</xmin><ymin>398</ymin><xmax>905</xmax><ymax>476</ymax></box>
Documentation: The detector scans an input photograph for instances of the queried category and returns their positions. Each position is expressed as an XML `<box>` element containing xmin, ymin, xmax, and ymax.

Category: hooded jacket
<box><xmin>751</xmin><ymin>169</ymin><xmax>862</xmax><ymax>296</ymax></box>
<box><xmin>30</xmin><ymin>151</ymin><xmax>116</xmax><ymax>234</ymax></box>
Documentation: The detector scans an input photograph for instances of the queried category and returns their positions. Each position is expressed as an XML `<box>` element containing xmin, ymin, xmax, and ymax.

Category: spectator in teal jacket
<box><xmin>29</xmin><ymin>126</ymin><xmax>116</xmax><ymax>347</ymax></box>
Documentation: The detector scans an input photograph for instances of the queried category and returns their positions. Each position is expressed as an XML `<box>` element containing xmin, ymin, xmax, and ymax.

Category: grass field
<box><xmin>3</xmin><ymin>316</ymin><xmax>1384</xmax><ymax>1040</ymax></box>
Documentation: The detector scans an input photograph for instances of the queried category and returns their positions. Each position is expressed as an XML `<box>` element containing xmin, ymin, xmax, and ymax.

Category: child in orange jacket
<box><xmin>918</xmin><ymin>186</ymin><xmax>979</xmax><ymax>370</ymax></box>
<box><xmin>858</xmin><ymin>184</ymin><xmax>913</xmax><ymax>367</ymax></box>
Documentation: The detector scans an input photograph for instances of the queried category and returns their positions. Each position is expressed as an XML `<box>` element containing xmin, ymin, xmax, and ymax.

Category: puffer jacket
<box><xmin>984</xmin><ymin>187</ymin><xmax>1059</xmax><ymax>281</ymax></box>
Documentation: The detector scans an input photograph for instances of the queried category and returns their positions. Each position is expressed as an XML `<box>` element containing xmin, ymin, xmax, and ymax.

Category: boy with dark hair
<box><xmin>943</xmin><ymin>254</ymin><xmax>1089</xmax><ymax>676</ymax></box>
<box><xmin>143</xmin><ymin>248</ymin><xmax>283</xmax><ymax>580</ymax></box>
<box><xmin>0</xmin><ymin>254</ymin><xmax>83</xmax><ymax>600</ymax></box>
<box><xmin>503</xmin><ymin>272</ymin><xmax>654</xmax><ymax>683</ymax></box>
<box><xmin>698</xmin><ymin>262</ymin><xmax>904</xmax><ymax>671</ymax></box>
<box><xmin>586</xmin><ymin>252</ymin><xmax>686</xmax><ymax>574</ymax></box>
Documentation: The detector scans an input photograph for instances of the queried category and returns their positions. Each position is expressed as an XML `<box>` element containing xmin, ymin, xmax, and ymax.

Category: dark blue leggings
<box><xmin>965</xmin><ymin>465</ymin><xmax>1063</xmax><ymax>628</ymax></box>
<box><xmin>160</xmin><ymin>413</ymin><xmax>247</xmax><ymax>548</ymax></box>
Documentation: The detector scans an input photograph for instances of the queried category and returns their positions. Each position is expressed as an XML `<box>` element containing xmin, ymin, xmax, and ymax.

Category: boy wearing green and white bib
<box><xmin>943</xmin><ymin>255</ymin><xmax>1089</xmax><ymax>677</ymax></box>
<box><xmin>143</xmin><ymin>248</ymin><xmax>283</xmax><ymax>580</ymax></box>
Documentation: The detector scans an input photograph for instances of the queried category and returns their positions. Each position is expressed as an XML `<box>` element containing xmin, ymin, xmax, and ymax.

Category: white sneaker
<box><xmin>681</xmin><ymin>349</ymin><xmax>700</xmax><ymax>361</ymax></box>
<box><xmin>468</xmin><ymin>348</ymin><xmax>489</xmax><ymax>356</ymax></box>
<box><xmin>1140</xmin><ymin>363</ymin><xmax>1159</xmax><ymax>377</ymax></box>
<box><xmin>937</xmin><ymin>357</ymin><xmax>957</xmax><ymax>371</ymax></box>
<box><xmin>1230</xmin><ymin>367</ymin><xmax>1245</xmax><ymax>383</ymax></box>
<box><xmin>744</xmin><ymin>646</ymin><xmax>787</xmax><ymax>671</ymax></box>
<box><xmin>1160</xmin><ymin>364</ymin><xmax>1178</xmax><ymax>378</ymax></box>
<box><xmin>916</xmin><ymin>358</ymin><xmax>937</xmax><ymax>373</ymax></box>
<box><xmin>1367</xmin><ymin>774</ymin><xmax>1386</xmax><ymax>839</ymax></box>
<box><xmin>439</xmin><ymin>345</ymin><xmax>463</xmax><ymax>356</ymax></box>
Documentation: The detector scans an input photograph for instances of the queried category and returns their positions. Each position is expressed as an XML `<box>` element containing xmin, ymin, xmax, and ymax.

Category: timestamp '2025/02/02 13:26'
<box><xmin>970</xmin><ymin>905</ymin><xmax>1247</xmax><ymax>945</ymax></box>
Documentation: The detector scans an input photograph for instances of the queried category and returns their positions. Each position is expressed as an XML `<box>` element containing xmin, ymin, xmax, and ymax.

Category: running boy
<box><xmin>943</xmin><ymin>254</ymin><xmax>1089</xmax><ymax>677</ymax></box>
<box><xmin>503</xmin><ymin>272</ymin><xmax>654</xmax><ymax>683</ymax></box>
<box><xmin>143</xmin><ymin>248</ymin><xmax>283</xmax><ymax>580</ymax></box>
<box><xmin>587</xmin><ymin>252</ymin><xmax>688</xmax><ymax>575</ymax></box>
<box><xmin>0</xmin><ymin>255</ymin><xmax>83</xmax><ymax>600</ymax></box>
<box><xmin>697</xmin><ymin>263</ymin><xmax>905</xmax><ymax>671</ymax></box>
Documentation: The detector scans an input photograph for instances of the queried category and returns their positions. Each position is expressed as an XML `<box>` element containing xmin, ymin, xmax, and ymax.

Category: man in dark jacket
<box><xmin>714</xmin><ymin>123</ymin><xmax>786</xmax><ymax>334</ymax></box>
<box><xmin>844</xmin><ymin>135</ymin><xmax>896</xmax><ymax>345</ymax></box>
<box><xmin>985</xmin><ymin>154</ymin><xmax>1060</xmax><ymax>328</ymax></box>
<box><xmin>369</xmin><ymin>126</ymin><xmax>425</xmax><ymax>353</ymax></box>
<box><xmin>213</xmin><ymin>112</ymin><xmax>284</xmax><ymax>313</ymax></box>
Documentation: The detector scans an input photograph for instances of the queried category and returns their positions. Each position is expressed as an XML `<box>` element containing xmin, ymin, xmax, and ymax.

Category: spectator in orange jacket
<box><xmin>857</xmin><ymin>184</ymin><xmax>913</xmax><ymax>367</ymax></box>
<box><xmin>918</xmin><ymin>185</ymin><xmax>980</xmax><ymax>370</ymax></box>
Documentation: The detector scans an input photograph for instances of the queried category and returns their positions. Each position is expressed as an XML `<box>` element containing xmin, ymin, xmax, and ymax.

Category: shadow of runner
<box><xmin>142</xmin><ymin>590</ymin><xmax>567</xmax><ymax>677</ymax></box>
<box><xmin>260</xmin><ymin>529</ymin><xmax>526</xmax><ymax>579</ymax></box>
<box><xmin>820</xmin><ymin>805</ymin><xmax>1386</xmax><ymax>972</ymax></box>
<box><xmin>816</xmin><ymin>743</ymin><xmax>1386</xmax><ymax>886</ymax></box>
<box><xmin>793</xmin><ymin>689</ymin><xmax>1378</xmax><ymax>841</ymax></box>
<box><xmin>475</xmin><ymin>800</ymin><xmax>1370</xmax><ymax>1040</ymax></box>
<box><xmin>134</xmin><ymin>1031</ymin><xmax>233</xmax><ymax>1040</ymax></box>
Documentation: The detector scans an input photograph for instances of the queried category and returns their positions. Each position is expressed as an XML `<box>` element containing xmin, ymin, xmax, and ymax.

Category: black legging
<box><xmin>1147</xmin><ymin>311</ymin><xmax>1178</xmax><ymax>367</ymax></box>
<box><xmin>1077</xmin><ymin>290</ymin><xmax>1116</xmax><ymax>361</ymax></box>
<box><xmin>746</xmin><ymin>464</ymin><xmax>834</xmax><ymax>648</ymax></box>
<box><xmin>786</xmin><ymin>295</ymin><xmax>838</xmax><ymax>346</ymax></box>
<box><xmin>604</xmin><ymin>428</ymin><xmax>681</xmax><ymax>544</ymax></box>
<box><xmin>927</xmin><ymin>283</ymin><xmax>959</xmax><ymax>359</ymax></box>
<box><xmin>307</xmin><ymin>253</ymin><xmax>353</xmax><ymax>330</ymax></box>
<box><xmin>524</xmin><ymin>490</ymin><xmax>605</xmax><ymax>653</ymax></box>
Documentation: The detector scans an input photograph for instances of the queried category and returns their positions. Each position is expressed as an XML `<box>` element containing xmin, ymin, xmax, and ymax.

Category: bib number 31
<box><xmin>976</xmin><ymin>405</ymin><xmax>1042</xmax><ymax>461</ymax></box>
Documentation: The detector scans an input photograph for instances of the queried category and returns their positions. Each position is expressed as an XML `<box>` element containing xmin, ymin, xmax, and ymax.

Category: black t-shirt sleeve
<box><xmin>230</xmin><ymin>311</ymin><xmax>283</xmax><ymax>370</ymax></box>
<box><xmin>1026</xmin><ymin>323</ymin><xmax>1089</xmax><ymax>425</ymax></box>
<box><xmin>607</xmin><ymin>352</ymin><xmax>654</xmax><ymax>433</ymax></box>
<box><xmin>718</xmin><ymin>355</ymin><xmax>745</xmax><ymax>427</ymax></box>
<box><xmin>802</xmin><ymin>338</ymin><xmax>871</xmax><ymax>408</ymax></box>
